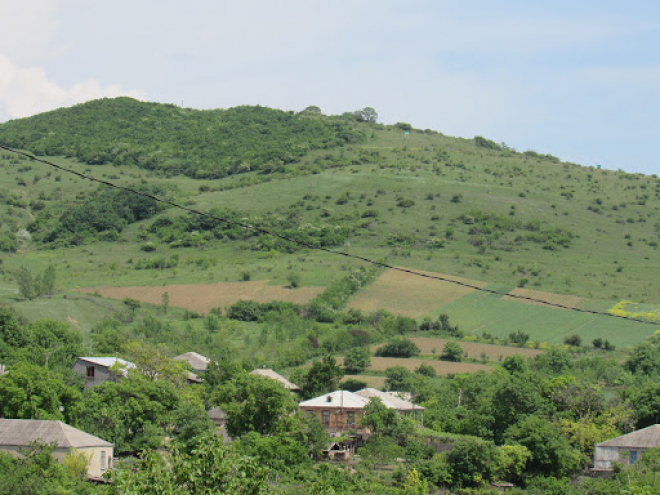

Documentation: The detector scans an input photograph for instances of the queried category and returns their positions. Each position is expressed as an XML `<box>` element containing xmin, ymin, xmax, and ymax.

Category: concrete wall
<box><xmin>594</xmin><ymin>446</ymin><xmax>648</xmax><ymax>470</ymax></box>
<box><xmin>0</xmin><ymin>445</ymin><xmax>113</xmax><ymax>478</ymax></box>
<box><xmin>72</xmin><ymin>360</ymin><xmax>118</xmax><ymax>389</ymax></box>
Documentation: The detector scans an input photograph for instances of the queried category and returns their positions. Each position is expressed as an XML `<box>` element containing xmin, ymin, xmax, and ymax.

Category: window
<box><xmin>86</xmin><ymin>366</ymin><xmax>95</xmax><ymax>379</ymax></box>
<box><xmin>347</xmin><ymin>412</ymin><xmax>355</xmax><ymax>426</ymax></box>
<box><xmin>322</xmin><ymin>410</ymin><xmax>330</xmax><ymax>426</ymax></box>
<box><xmin>101</xmin><ymin>451</ymin><xmax>107</xmax><ymax>470</ymax></box>
<box><xmin>630</xmin><ymin>451</ymin><xmax>638</xmax><ymax>464</ymax></box>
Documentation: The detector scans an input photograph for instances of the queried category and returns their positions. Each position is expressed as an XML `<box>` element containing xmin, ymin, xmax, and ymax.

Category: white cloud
<box><xmin>0</xmin><ymin>54</ymin><xmax>146</xmax><ymax>121</ymax></box>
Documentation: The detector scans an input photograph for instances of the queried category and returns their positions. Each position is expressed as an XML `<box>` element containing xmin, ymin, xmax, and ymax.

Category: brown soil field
<box><xmin>346</xmin><ymin>268</ymin><xmax>487</xmax><ymax>317</ymax></box>
<box><xmin>404</xmin><ymin>338</ymin><xmax>544</xmax><ymax>360</ymax></box>
<box><xmin>342</xmin><ymin>375</ymin><xmax>386</xmax><ymax>388</ymax></box>
<box><xmin>75</xmin><ymin>280</ymin><xmax>324</xmax><ymax>315</ymax></box>
<box><xmin>337</xmin><ymin>356</ymin><xmax>491</xmax><ymax>376</ymax></box>
<box><xmin>503</xmin><ymin>288</ymin><xmax>585</xmax><ymax>310</ymax></box>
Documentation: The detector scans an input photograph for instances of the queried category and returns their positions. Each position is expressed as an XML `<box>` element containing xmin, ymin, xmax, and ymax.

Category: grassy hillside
<box><xmin>0</xmin><ymin>97</ymin><xmax>659</xmax><ymax>352</ymax></box>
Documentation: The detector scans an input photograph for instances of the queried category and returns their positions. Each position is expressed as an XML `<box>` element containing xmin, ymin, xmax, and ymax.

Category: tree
<box><xmin>0</xmin><ymin>362</ymin><xmax>80</xmax><ymax>422</ymax></box>
<box><xmin>343</xmin><ymin>347</ymin><xmax>371</xmax><ymax>373</ymax></box>
<box><xmin>445</xmin><ymin>437</ymin><xmax>497</xmax><ymax>488</ymax></box>
<box><xmin>112</xmin><ymin>434</ymin><xmax>269</xmax><ymax>495</ymax></box>
<box><xmin>301</xmin><ymin>355</ymin><xmax>344</xmax><ymax>399</ymax></box>
<box><xmin>122</xmin><ymin>340</ymin><xmax>188</xmax><ymax>383</ymax></box>
<box><xmin>626</xmin><ymin>342</ymin><xmax>660</xmax><ymax>376</ymax></box>
<box><xmin>354</xmin><ymin>107</ymin><xmax>378</xmax><ymax>123</ymax></box>
<box><xmin>211</xmin><ymin>372</ymin><xmax>297</xmax><ymax>437</ymax></box>
<box><xmin>564</xmin><ymin>335</ymin><xmax>582</xmax><ymax>347</ymax></box>
<box><xmin>13</xmin><ymin>266</ymin><xmax>36</xmax><ymax>300</ymax></box>
<box><xmin>361</xmin><ymin>397</ymin><xmax>399</xmax><ymax>437</ymax></box>
<box><xmin>74</xmin><ymin>373</ymin><xmax>181</xmax><ymax>454</ymax></box>
<box><xmin>161</xmin><ymin>291</ymin><xmax>169</xmax><ymax>315</ymax></box>
<box><xmin>504</xmin><ymin>415</ymin><xmax>583</xmax><ymax>478</ymax></box>
<box><xmin>384</xmin><ymin>366</ymin><xmax>412</xmax><ymax>392</ymax></box>
<box><xmin>440</xmin><ymin>341</ymin><xmax>464</xmax><ymax>362</ymax></box>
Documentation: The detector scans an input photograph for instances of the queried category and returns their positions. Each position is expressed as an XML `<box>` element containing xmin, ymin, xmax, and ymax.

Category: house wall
<box><xmin>0</xmin><ymin>445</ymin><xmax>113</xmax><ymax>478</ymax></box>
<box><xmin>300</xmin><ymin>406</ymin><xmax>365</xmax><ymax>432</ymax></box>
<box><xmin>594</xmin><ymin>446</ymin><xmax>649</xmax><ymax>470</ymax></box>
<box><xmin>72</xmin><ymin>360</ymin><xmax>118</xmax><ymax>388</ymax></box>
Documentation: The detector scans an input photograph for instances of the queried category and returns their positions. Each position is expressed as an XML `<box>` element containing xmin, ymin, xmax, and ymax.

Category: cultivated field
<box><xmin>436</xmin><ymin>290</ymin><xmax>655</xmax><ymax>348</ymax></box>
<box><xmin>405</xmin><ymin>337</ymin><xmax>544</xmax><ymax>360</ymax></box>
<box><xmin>76</xmin><ymin>280</ymin><xmax>324</xmax><ymax>314</ymax></box>
<box><xmin>503</xmin><ymin>288</ymin><xmax>586</xmax><ymax>310</ymax></box>
<box><xmin>346</xmin><ymin>268</ymin><xmax>487</xmax><ymax>317</ymax></box>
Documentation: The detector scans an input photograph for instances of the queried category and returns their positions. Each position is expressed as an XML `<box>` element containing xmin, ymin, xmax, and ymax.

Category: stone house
<box><xmin>0</xmin><ymin>419</ymin><xmax>113</xmax><ymax>479</ymax></box>
<box><xmin>299</xmin><ymin>390</ymin><xmax>370</xmax><ymax>434</ymax></box>
<box><xmin>594</xmin><ymin>424</ymin><xmax>660</xmax><ymax>471</ymax></box>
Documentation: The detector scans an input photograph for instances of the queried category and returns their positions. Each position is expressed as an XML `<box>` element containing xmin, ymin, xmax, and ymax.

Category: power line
<box><xmin>2</xmin><ymin>144</ymin><xmax>658</xmax><ymax>327</ymax></box>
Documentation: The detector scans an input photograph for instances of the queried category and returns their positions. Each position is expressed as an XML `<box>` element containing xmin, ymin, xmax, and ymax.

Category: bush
<box><xmin>440</xmin><ymin>341</ymin><xmax>463</xmax><ymax>362</ymax></box>
<box><xmin>375</xmin><ymin>338</ymin><xmax>421</xmax><ymax>358</ymax></box>
<box><xmin>564</xmin><ymin>335</ymin><xmax>582</xmax><ymax>347</ymax></box>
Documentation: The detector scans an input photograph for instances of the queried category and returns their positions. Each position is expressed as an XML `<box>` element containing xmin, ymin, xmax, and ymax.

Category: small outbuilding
<box><xmin>174</xmin><ymin>352</ymin><xmax>211</xmax><ymax>373</ymax></box>
<box><xmin>594</xmin><ymin>424</ymin><xmax>660</xmax><ymax>471</ymax></box>
<box><xmin>250</xmin><ymin>368</ymin><xmax>301</xmax><ymax>393</ymax></box>
<box><xmin>0</xmin><ymin>419</ymin><xmax>113</xmax><ymax>479</ymax></box>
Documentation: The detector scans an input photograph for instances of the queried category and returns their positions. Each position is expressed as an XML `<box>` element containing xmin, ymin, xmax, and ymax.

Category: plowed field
<box><xmin>346</xmin><ymin>268</ymin><xmax>487</xmax><ymax>317</ymax></box>
<box><xmin>76</xmin><ymin>280</ymin><xmax>324</xmax><ymax>315</ymax></box>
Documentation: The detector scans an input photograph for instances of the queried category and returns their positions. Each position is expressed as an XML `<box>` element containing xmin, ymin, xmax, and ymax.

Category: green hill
<box><xmin>0</xmin><ymin>97</ymin><xmax>659</xmax><ymax>350</ymax></box>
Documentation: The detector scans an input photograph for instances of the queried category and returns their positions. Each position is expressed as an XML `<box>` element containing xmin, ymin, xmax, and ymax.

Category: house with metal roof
<box><xmin>250</xmin><ymin>368</ymin><xmax>301</xmax><ymax>393</ymax></box>
<box><xmin>174</xmin><ymin>352</ymin><xmax>211</xmax><ymax>373</ymax></box>
<box><xmin>72</xmin><ymin>357</ymin><xmax>136</xmax><ymax>388</ymax></box>
<box><xmin>594</xmin><ymin>425</ymin><xmax>660</xmax><ymax>470</ymax></box>
<box><xmin>354</xmin><ymin>388</ymin><xmax>424</xmax><ymax>421</ymax></box>
<box><xmin>0</xmin><ymin>419</ymin><xmax>113</xmax><ymax>478</ymax></box>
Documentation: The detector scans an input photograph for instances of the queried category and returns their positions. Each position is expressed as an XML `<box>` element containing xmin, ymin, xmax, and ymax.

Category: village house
<box><xmin>299</xmin><ymin>390</ymin><xmax>371</xmax><ymax>434</ymax></box>
<box><xmin>72</xmin><ymin>357</ymin><xmax>135</xmax><ymax>388</ymax></box>
<box><xmin>593</xmin><ymin>424</ymin><xmax>660</xmax><ymax>471</ymax></box>
<box><xmin>174</xmin><ymin>352</ymin><xmax>210</xmax><ymax>373</ymax></box>
<box><xmin>250</xmin><ymin>368</ymin><xmax>301</xmax><ymax>393</ymax></box>
<box><xmin>0</xmin><ymin>419</ymin><xmax>113</xmax><ymax>479</ymax></box>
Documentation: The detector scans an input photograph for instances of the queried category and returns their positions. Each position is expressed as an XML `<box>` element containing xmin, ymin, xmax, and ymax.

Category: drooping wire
<box><xmin>1</xmin><ymin>143</ymin><xmax>658</xmax><ymax>326</ymax></box>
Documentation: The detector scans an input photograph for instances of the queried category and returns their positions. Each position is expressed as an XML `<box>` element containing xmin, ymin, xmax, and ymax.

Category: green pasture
<box><xmin>434</xmin><ymin>289</ymin><xmax>656</xmax><ymax>349</ymax></box>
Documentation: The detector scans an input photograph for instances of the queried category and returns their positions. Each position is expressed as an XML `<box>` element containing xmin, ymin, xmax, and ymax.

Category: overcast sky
<box><xmin>1</xmin><ymin>1</ymin><xmax>658</xmax><ymax>175</ymax></box>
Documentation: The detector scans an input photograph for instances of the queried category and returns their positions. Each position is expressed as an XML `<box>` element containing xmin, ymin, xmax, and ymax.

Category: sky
<box><xmin>0</xmin><ymin>1</ymin><xmax>658</xmax><ymax>175</ymax></box>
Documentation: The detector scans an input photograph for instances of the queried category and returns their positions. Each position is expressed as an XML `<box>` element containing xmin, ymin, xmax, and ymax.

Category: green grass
<box><xmin>1</xmin><ymin>99</ymin><xmax>660</xmax><ymax>352</ymax></box>
<box><xmin>434</xmin><ymin>290</ymin><xmax>654</xmax><ymax>348</ymax></box>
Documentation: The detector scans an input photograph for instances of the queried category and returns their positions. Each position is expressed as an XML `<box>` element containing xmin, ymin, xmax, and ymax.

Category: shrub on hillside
<box><xmin>375</xmin><ymin>338</ymin><xmax>420</xmax><ymax>358</ymax></box>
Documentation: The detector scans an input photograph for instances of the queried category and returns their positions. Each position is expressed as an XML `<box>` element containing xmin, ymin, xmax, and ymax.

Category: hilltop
<box><xmin>0</xmin><ymin>97</ymin><xmax>659</xmax><ymax>354</ymax></box>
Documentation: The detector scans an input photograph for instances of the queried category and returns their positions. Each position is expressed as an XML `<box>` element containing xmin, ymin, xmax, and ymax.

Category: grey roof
<box><xmin>0</xmin><ymin>419</ymin><xmax>112</xmax><ymax>448</ymax></box>
<box><xmin>77</xmin><ymin>357</ymin><xmax>136</xmax><ymax>376</ymax></box>
<box><xmin>208</xmin><ymin>407</ymin><xmax>228</xmax><ymax>421</ymax></box>
<box><xmin>174</xmin><ymin>352</ymin><xmax>210</xmax><ymax>372</ymax></box>
<box><xmin>596</xmin><ymin>425</ymin><xmax>660</xmax><ymax>449</ymax></box>
<box><xmin>250</xmin><ymin>368</ymin><xmax>301</xmax><ymax>391</ymax></box>
<box><xmin>355</xmin><ymin>388</ymin><xmax>425</xmax><ymax>411</ymax></box>
<box><xmin>299</xmin><ymin>390</ymin><xmax>370</xmax><ymax>409</ymax></box>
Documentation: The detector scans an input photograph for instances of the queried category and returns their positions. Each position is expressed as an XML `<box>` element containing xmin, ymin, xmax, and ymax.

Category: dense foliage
<box><xmin>0</xmin><ymin>98</ymin><xmax>365</xmax><ymax>178</ymax></box>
